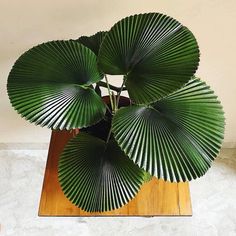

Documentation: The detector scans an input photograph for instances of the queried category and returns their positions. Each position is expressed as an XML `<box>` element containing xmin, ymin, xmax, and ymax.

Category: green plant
<box><xmin>7</xmin><ymin>12</ymin><xmax>225</xmax><ymax>212</ymax></box>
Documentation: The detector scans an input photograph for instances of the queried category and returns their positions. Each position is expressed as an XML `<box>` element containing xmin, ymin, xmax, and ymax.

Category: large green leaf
<box><xmin>98</xmin><ymin>13</ymin><xmax>200</xmax><ymax>104</ymax></box>
<box><xmin>77</xmin><ymin>31</ymin><xmax>107</xmax><ymax>56</ymax></box>
<box><xmin>58</xmin><ymin>132</ymin><xmax>145</xmax><ymax>212</ymax></box>
<box><xmin>7</xmin><ymin>40</ymin><xmax>106</xmax><ymax>129</ymax></box>
<box><xmin>112</xmin><ymin>78</ymin><xmax>225</xmax><ymax>182</ymax></box>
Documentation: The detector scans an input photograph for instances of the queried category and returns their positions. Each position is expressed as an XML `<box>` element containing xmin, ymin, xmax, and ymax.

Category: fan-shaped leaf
<box><xmin>7</xmin><ymin>40</ymin><xmax>106</xmax><ymax>129</ymax></box>
<box><xmin>58</xmin><ymin>132</ymin><xmax>145</xmax><ymax>212</ymax></box>
<box><xmin>112</xmin><ymin>78</ymin><xmax>225</xmax><ymax>182</ymax></box>
<box><xmin>77</xmin><ymin>31</ymin><xmax>107</xmax><ymax>56</ymax></box>
<box><xmin>98</xmin><ymin>13</ymin><xmax>200</xmax><ymax>104</ymax></box>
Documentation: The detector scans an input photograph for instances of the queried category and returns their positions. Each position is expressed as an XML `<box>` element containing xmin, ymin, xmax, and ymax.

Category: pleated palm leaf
<box><xmin>7</xmin><ymin>12</ymin><xmax>225</xmax><ymax>213</ymax></box>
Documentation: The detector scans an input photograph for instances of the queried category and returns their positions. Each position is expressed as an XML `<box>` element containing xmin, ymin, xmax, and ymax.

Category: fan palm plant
<box><xmin>7</xmin><ymin>12</ymin><xmax>225</xmax><ymax>212</ymax></box>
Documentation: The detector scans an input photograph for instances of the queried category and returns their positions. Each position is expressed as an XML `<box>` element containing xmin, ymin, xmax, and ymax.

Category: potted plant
<box><xmin>7</xmin><ymin>12</ymin><xmax>225</xmax><ymax>213</ymax></box>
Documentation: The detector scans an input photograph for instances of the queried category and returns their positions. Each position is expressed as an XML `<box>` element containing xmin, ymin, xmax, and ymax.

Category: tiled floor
<box><xmin>0</xmin><ymin>149</ymin><xmax>236</xmax><ymax>236</ymax></box>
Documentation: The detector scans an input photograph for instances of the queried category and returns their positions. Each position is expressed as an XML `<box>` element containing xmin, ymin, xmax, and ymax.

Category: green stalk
<box><xmin>106</xmin><ymin>128</ymin><xmax>112</xmax><ymax>144</ymax></box>
<box><xmin>104</xmin><ymin>103</ymin><xmax>112</xmax><ymax>115</ymax></box>
<box><xmin>112</xmin><ymin>91</ymin><xmax>117</xmax><ymax>113</ymax></box>
<box><xmin>105</xmin><ymin>75</ymin><xmax>128</xmax><ymax>143</ymax></box>
<box><xmin>115</xmin><ymin>75</ymin><xmax>128</xmax><ymax>112</ymax></box>
<box><xmin>104</xmin><ymin>74</ymin><xmax>114</xmax><ymax>144</ymax></box>
<box><xmin>97</xmin><ymin>81</ymin><xmax>127</xmax><ymax>92</ymax></box>
<box><xmin>104</xmin><ymin>74</ymin><xmax>114</xmax><ymax>112</ymax></box>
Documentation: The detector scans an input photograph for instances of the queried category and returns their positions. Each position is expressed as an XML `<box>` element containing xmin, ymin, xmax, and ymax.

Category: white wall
<box><xmin>0</xmin><ymin>0</ymin><xmax>235</xmax><ymax>144</ymax></box>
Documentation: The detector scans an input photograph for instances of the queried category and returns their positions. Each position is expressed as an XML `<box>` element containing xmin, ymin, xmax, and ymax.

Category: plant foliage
<box><xmin>7</xmin><ymin>12</ymin><xmax>225</xmax><ymax>212</ymax></box>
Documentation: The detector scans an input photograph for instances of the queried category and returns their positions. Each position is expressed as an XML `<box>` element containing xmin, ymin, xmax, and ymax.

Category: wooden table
<box><xmin>38</xmin><ymin>130</ymin><xmax>192</xmax><ymax>216</ymax></box>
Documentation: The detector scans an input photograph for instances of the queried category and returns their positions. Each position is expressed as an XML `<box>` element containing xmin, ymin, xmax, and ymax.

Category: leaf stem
<box><xmin>105</xmin><ymin>75</ymin><xmax>128</xmax><ymax>144</ymax></box>
<box><xmin>115</xmin><ymin>75</ymin><xmax>128</xmax><ymax>112</ymax></box>
<box><xmin>104</xmin><ymin>103</ymin><xmax>112</xmax><ymax>115</ymax></box>
<box><xmin>112</xmin><ymin>91</ymin><xmax>117</xmax><ymax>112</ymax></box>
<box><xmin>104</xmin><ymin>74</ymin><xmax>114</xmax><ymax>111</ymax></box>
<box><xmin>97</xmin><ymin>81</ymin><xmax>127</xmax><ymax>92</ymax></box>
<box><xmin>106</xmin><ymin>128</ymin><xmax>112</xmax><ymax>144</ymax></box>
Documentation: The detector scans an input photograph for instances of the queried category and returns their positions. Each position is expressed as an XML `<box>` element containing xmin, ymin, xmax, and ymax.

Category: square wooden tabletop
<box><xmin>38</xmin><ymin>130</ymin><xmax>192</xmax><ymax>216</ymax></box>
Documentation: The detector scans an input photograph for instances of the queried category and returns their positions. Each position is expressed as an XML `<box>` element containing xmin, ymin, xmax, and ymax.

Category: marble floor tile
<box><xmin>0</xmin><ymin>149</ymin><xmax>236</xmax><ymax>236</ymax></box>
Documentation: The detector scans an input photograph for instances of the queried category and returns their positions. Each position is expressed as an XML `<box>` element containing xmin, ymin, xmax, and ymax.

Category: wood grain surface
<box><xmin>38</xmin><ymin>130</ymin><xmax>192</xmax><ymax>216</ymax></box>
